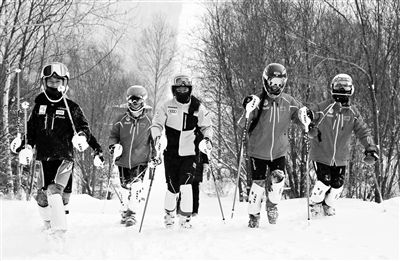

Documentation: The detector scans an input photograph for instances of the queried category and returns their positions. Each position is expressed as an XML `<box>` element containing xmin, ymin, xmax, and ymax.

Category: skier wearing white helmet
<box><xmin>109</xmin><ymin>85</ymin><xmax>158</xmax><ymax>226</ymax></box>
<box><xmin>12</xmin><ymin>62</ymin><xmax>104</xmax><ymax>236</ymax></box>
<box><xmin>308</xmin><ymin>73</ymin><xmax>378</xmax><ymax>217</ymax></box>
<box><xmin>151</xmin><ymin>74</ymin><xmax>213</xmax><ymax>229</ymax></box>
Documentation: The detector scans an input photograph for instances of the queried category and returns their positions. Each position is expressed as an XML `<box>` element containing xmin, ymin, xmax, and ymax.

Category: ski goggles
<box><xmin>267</xmin><ymin>77</ymin><xmax>286</xmax><ymax>89</ymax></box>
<box><xmin>127</xmin><ymin>95</ymin><xmax>144</xmax><ymax>105</ymax></box>
<box><xmin>333</xmin><ymin>82</ymin><xmax>353</xmax><ymax>92</ymax></box>
<box><xmin>42</xmin><ymin>63</ymin><xmax>69</xmax><ymax>79</ymax></box>
<box><xmin>173</xmin><ymin>76</ymin><xmax>192</xmax><ymax>86</ymax></box>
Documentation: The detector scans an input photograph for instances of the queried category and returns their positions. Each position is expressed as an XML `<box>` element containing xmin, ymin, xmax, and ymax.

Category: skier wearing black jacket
<box><xmin>16</xmin><ymin>62</ymin><xmax>104</xmax><ymax>235</ymax></box>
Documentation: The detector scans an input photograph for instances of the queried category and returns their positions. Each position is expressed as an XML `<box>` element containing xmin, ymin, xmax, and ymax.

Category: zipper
<box><xmin>44</xmin><ymin>115</ymin><xmax>48</xmax><ymax>129</ymax></box>
<box><xmin>330</xmin><ymin>113</ymin><xmax>340</xmax><ymax>165</ymax></box>
<box><xmin>129</xmin><ymin>119</ymin><xmax>137</xmax><ymax>169</ymax></box>
<box><xmin>270</xmin><ymin>101</ymin><xmax>276</xmax><ymax>160</ymax></box>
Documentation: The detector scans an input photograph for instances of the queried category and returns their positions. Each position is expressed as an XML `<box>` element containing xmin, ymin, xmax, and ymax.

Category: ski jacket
<box><xmin>151</xmin><ymin>96</ymin><xmax>213</xmax><ymax>157</ymax></box>
<box><xmin>239</xmin><ymin>92</ymin><xmax>303</xmax><ymax>161</ymax></box>
<box><xmin>309</xmin><ymin>99</ymin><xmax>374</xmax><ymax>166</ymax></box>
<box><xmin>26</xmin><ymin>93</ymin><xmax>101</xmax><ymax>161</ymax></box>
<box><xmin>109</xmin><ymin>107</ymin><xmax>153</xmax><ymax>169</ymax></box>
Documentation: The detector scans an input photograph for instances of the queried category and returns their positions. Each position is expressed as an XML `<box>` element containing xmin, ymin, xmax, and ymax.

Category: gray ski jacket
<box><xmin>239</xmin><ymin>92</ymin><xmax>303</xmax><ymax>161</ymax></box>
<box><xmin>109</xmin><ymin>107</ymin><xmax>153</xmax><ymax>169</ymax></box>
<box><xmin>309</xmin><ymin>99</ymin><xmax>374</xmax><ymax>166</ymax></box>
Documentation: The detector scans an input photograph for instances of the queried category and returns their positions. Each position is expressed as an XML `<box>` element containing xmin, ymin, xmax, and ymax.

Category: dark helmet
<box><xmin>262</xmin><ymin>63</ymin><xmax>287</xmax><ymax>98</ymax></box>
<box><xmin>40</xmin><ymin>62</ymin><xmax>70</xmax><ymax>102</ymax></box>
<box><xmin>330</xmin><ymin>74</ymin><xmax>354</xmax><ymax>105</ymax></box>
<box><xmin>126</xmin><ymin>85</ymin><xmax>147</xmax><ymax>116</ymax></box>
<box><xmin>171</xmin><ymin>74</ymin><xmax>192</xmax><ymax>104</ymax></box>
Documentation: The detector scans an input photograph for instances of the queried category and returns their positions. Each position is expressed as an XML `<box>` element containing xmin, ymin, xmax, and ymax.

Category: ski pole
<box><xmin>210</xmin><ymin>163</ymin><xmax>225</xmax><ymax>221</ymax></box>
<box><xmin>298</xmin><ymin>107</ymin><xmax>311</xmax><ymax>220</ymax></box>
<box><xmin>231</xmin><ymin>95</ymin><xmax>260</xmax><ymax>219</ymax></box>
<box><xmin>102</xmin><ymin>145</ymin><xmax>123</xmax><ymax>213</ymax></box>
<box><xmin>139</xmin><ymin>137</ymin><xmax>163</xmax><ymax>233</ymax></box>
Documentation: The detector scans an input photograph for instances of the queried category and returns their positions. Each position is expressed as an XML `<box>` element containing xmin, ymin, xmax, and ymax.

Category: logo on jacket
<box><xmin>39</xmin><ymin>105</ymin><xmax>47</xmax><ymax>115</ymax></box>
<box><xmin>167</xmin><ymin>107</ymin><xmax>178</xmax><ymax>115</ymax></box>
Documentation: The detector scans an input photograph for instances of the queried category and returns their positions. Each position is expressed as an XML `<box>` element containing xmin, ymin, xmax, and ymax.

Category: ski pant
<box><xmin>36</xmin><ymin>159</ymin><xmax>74</xmax><ymax>208</ymax></box>
<box><xmin>164</xmin><ymin>152</ymin><xmax>195</xmax><ymax>193</ymax></box>
<box><xmin>250</xmin><ymin>156</ymin><xmax>286</xmax><ymax>180</ymax></box>
<box><xmin>118</xmin><ymin>164</ymin><xmax>147</xmax><ymax>189</ymax></box>
<box><xmin>313</xmin><ymin>162</ymin><xmax>345</xmax><ymax>188</ymax></box>
<box><xmin>177</xmin><ymin>180</ymin><xmax>200</xmax><ymax>214</ymax></box>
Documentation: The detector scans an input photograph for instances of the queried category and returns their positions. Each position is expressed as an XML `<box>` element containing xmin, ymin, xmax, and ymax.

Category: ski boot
<box><xmin>248</xmin><ymin>213</ymin><xmax>260</xmax><ymax>228</ymax></box>
<box><xmin>179</xmin><ymin>215</ymin><xmax>192</xmax><ymax>229</ymax></box>
<box><xmin>322</xmin><ymin>203</ymin><xmax>336</xmax><ymax>216</ymax></box>
<box><xmin>121</xmin><ymin>210</ymin><xmax>128</xmax><ymax>224</ymax></box>
<box><xmin>266</xmin><ymin>205</ymin><xmax>279</xmax><ymax>224</ymax></box>
<box><xmin>310</xmin><ymin>202</ymin><xmax>324</xmax><ymax>218</ymax></box>
<box><xmin>164</xmin><ymin>210</ymin><xmax>175</xmax><ymax>228</ymax></box>
<box><xmin>125</xmin><ymin>210</ymin><xmax>136</xmax><ymax>227</ymax></box>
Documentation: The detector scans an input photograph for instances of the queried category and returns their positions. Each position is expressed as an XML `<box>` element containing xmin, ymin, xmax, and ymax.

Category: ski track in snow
<box><xmin>1</xmin><ymin>165</ymin><xmax>399</xmax><ymax>260</ymax></box>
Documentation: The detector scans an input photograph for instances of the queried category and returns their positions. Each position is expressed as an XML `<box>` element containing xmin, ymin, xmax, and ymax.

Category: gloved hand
<box><xmin>199</xmin><ymin>137</ymin><xmax>213</xmax><ymax>156</ymax></box>
<box><xmin>19</xmin><ymin>144</ymin><xmax>33</xmax><ymax>165</ymax></box>
<box><xmin>93</xmin><ymin>150</ymin><xmax>104</xmax><ymax>168</ymax></box>
<box><xmin>298</xmin><ymin>107</ymin><xmax>313</xmax><ymax>129</ymax></box>
<box><xmin>242</xmin><ymin>95</ymin><xmax>253</xmax><ymax>109</ymax></box>
<box><xmin>72</xmin><ymin>131</ymin><xmax>89</xmax><ymax>152</ymax></box>
<box><xmin>149</xmin><ymin>157</ymin><xmax>162</xmax><ymax>168</ymax></box>
<box><xmin>10</xmin><ymin>133</ymin><xmax>22</xmax><ymax>154</ymax></box>
<box><xmin>364</xmin><ymin>144</ymin><xmax>379</xmax><ymax>165</ymax></box>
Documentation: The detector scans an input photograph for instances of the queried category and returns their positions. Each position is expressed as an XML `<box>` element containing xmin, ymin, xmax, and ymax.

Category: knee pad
<box><xmin>324</xmin><ymin>186</ymin><xmax>343</xmax><ymax>207</ymax></box>
<box><xmin>267</xmin><ymin>178</ymin><xmax>285</xmax><ymax>205</ymax></box>
<box><xmin>248</xmin><ymin>180</ymin><xmax>265</xmax><ymax>215</ymax></box>
<box><xmin>310</xmin><ymin>180</ymin><xmax>331</xmax><ymax>204</ymax></box>
<box><xmin>47</xmin><ymin>183</ymin><xmax>64</xmax><ymax>195</ymax></box>
<box><xmin>47</xmin><ymin>193</ymin><xmax>67</xmax><ymax>231</ymax></box>
<box><xmin>127</xmin><ymin>181</ymin><xmax>144</xmax><ymax>212</ymax></box>
<box><xmin>164</xmin><ymin>189</ymin><xmax>178</xmax><ymax>212</ymax></box>
<box><xmin>36</xmin><ymin>189</ymin><xmax>48</xmax><ymax>207</ymax></box>
<box><xmin>38</xmin><ymin>205</ymin><xmax>50</xmax><ymax>222</ymax></box>
<box><xmin>62</xmin><ymin>192</ymin><xmax>71</xmax><ymax>206</ymax></box>
<box><xmin>178</xmin><ymin>184</ymin><xmax>193</xmax><ymax>216</ymax></box>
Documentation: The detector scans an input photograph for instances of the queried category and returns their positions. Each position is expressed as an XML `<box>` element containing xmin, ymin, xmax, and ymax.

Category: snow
<box><xmin>1</xmin><ymin>164</ymin><xmax>399</xmax><ymax>260</ymax></box>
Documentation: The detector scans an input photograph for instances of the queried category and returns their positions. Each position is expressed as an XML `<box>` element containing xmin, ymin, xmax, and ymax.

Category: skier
<box><xmin>241</xmin><ymin>63</ymin><xmax>311</xmax><ymax>227</ymax></box>
<box><xmin>108</xmin><ymin>85</ymin><xmax>158</xmax><ymax>226</ymax></box>
<box><xmin>151</xmin><ymin>74</ymin><xmax>213</xmax><ymax>229</ymax></box>
<box><xmin>13</xmin><ymin>62</ymin><xmax>104</xmax><ymax>235</ymax></box>
<box><xmin>308</xmin><ymin>73</ymin><xmax>378</xmax><ymax>216</ymax></box>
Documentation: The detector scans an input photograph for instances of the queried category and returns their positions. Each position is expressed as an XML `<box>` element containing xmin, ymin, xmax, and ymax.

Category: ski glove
<box><xmin>72</xmin><ymin>131</ymin><xmax>89</xmax><ymax>152</ymax></box>
<box><xmin>242</xmin><ymin>95</ymin><xmax>253</xmax><ymax>109</ymax></box>
<box><xmin>19</xmin><ymin>145</ymin><xmax>33</xmax><ymax>165</ymax></box>
<box><xmin>199</xmin><ymin>137</ymin><xmax>213</xmax><ymax>156</ymax></box>
<box><xmin>364</xmin><ymin>145</ymin><xmax>379</xmax><ymax>165</ymax></box>
<box><xmin>10</xmin><ymin>133</ymin><xmax>23</xmax><ymax>154</ymax></box>
<box><xmin>93</xmin><ymin>150</ymin><xmax>104</xmax><ymax>168</ymax></box>
<box><xmin>149</xmin><ymin>157</ymin><xmax>162</xmax><ymax>169</ymax></box>
<box><xmin>109</xmin><ymin>144</ymin><xmax>123</xmax><ymax>161</ymax></box>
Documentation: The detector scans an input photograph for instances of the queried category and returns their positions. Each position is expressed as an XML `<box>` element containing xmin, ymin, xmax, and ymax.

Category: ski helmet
<box><xmin>330</xmin><ymin>74</ymin><xmax>354</xmax><ymax>105</ymax></box>
<box><xmin>171</xmin><ymin>74</ymin><xmax>192</xmax><ymax>104</ymax></box>
<box><xmin>262</xmin><ymin>63</ymin><xmax>287</xmax><ymax>98</ymax></box>
<box><xmin>126</xmin><ymin>85</ymin><xmax>147</xmax><ymax>117</ymax></box>
<box><xmin>40</xmin><ymin>62</ymin><xmax>70</xmax><ymax>103</ymax></box>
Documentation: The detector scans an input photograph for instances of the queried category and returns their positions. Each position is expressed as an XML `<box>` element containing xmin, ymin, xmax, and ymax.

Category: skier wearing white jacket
<box><xmin>308</xmin><ymin>73</ymin><xmax>378</xmax><ymax>216</ymax></box>
<box><xmin>240</xmin><ymin>63</ymin><xmax>311</xmax><ymax>227</ymax></box>
<box><xmin>151</xmin><ymin>74</ymin><xmax>213</xmax><ymax>229</ymax></box>
<box><xmin>109</xmin><ymin>85</ymin><xmax>158</xmax><ymax>226</ymax></box>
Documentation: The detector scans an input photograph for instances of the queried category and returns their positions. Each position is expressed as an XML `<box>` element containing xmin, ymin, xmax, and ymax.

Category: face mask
<box><xmin>45</xmin><ymin>87</ymin><xmax>62</xmax><ymax>100</ymax></box>
<box><xmin>332</xmin><ymin>95</ymin><xmax>350</xmax><ymax>106</ymax></box>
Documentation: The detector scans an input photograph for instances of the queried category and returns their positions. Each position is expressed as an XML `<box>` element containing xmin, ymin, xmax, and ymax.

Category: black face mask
<box><xmin>175</xmin><ymin>91</ymin><xmax>191</xmax><ymax>104</ymax></box>
<box><xmin>45</xmin><ymin>87</ymin><xmax>62</xmax><ymax>100</ymax></box>
<box><xmin>332</xmin><ymin>95</ymin><xmax>350</xmax><ymax>106</ymax></box>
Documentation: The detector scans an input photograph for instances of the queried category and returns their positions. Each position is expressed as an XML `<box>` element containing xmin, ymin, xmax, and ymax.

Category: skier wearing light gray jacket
<box><xmin>240</xmin><ymin>63</ymin><xmax>311</xmax><ymax>227</ymax></box>
<box><xmin>308</xmin><ymin>74</ymin><xmax>378</xmax><ymax>217</ymax></box>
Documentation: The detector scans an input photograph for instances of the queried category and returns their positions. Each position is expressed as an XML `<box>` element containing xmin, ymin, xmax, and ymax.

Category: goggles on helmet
<box><xmin>42</xmin><ymin>63</ymin><xmax>69</xmax><ymax>79</ymax></box>
<box><xmin>173</xmin><ymin>76</ymin><xmax>191</xmax><ymax>86</ymax></box>
<box><xmin>128</xmin><ymin>95</ymin><xmax>144</xmax><ymax>105</ymax></box>
<box><xmin>332</xmin><ymin>82</ymin><xmax>353</xmax><ymax>92</ymax></box>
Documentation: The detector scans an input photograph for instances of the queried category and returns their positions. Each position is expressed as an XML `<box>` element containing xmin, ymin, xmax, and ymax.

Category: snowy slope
<box><xmin>1</xmin><ymin>164</ymin><xmax>399</xmax><ymax>260</ymax></box>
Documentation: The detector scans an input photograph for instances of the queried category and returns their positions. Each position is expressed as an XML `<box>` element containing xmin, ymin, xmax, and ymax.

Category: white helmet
<box><xmin>41</xmin><ymin>62</ymin><xmax>70</xmax><ymax>103</ymax></box>
<box><xmin>126</xmin><ymin>85</ymin><xmax>147</xmax><ymax>117</ymax></box>
<box><xmin>331</xmin><ymin>74</ymin><xmax>354</xmax><ymax>104</ymax></box>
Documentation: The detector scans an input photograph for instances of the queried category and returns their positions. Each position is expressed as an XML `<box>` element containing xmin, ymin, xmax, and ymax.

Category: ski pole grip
<box><xmin>245</xmin><ymin>95</ymin><xmax>260</xmax><ymax>118</ymax></box>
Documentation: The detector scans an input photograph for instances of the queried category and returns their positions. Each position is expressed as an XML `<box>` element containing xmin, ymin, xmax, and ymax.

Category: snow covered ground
<box><xmin>1</xmin><ymin>164</ymin><xmax>399</xmax><ymax>260</ymax></box>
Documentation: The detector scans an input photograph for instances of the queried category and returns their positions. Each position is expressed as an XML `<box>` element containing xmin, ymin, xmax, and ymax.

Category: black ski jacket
<box><xmin>26</xmin><ymin>93</ymin><xmax>101</xmax><ymax>161</ymax></box>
